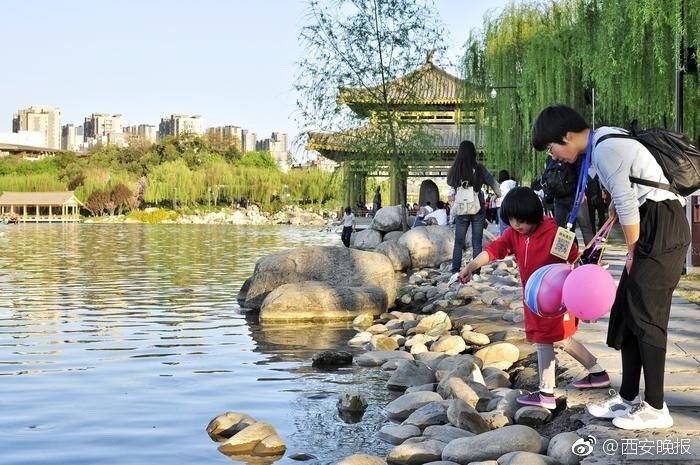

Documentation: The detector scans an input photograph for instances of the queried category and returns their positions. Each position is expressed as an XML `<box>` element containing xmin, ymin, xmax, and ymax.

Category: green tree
<box><xmin>297</xmin><ymin>0</ymin><xmax>447</xmax><ymax>229</ymax></box>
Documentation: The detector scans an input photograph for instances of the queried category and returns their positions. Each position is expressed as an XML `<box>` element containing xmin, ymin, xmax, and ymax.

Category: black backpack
<box><xmin>541</xmin><ymin>158</ymin><xmax>578</xmax><ymax>198</ymax></box>
<box><xmin>595</xmin><ymin>123</ymin><xmax>700</xmax><ymax>196</ymax></box>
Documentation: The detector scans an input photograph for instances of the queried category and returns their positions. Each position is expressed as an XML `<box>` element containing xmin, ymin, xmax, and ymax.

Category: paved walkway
<box><xmin>558</xmin><ymin>243</ymin><xmax>700</xmax><ymax>464</ymax></box>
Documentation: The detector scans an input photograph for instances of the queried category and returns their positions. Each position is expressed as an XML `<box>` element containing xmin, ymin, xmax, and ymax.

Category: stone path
<box><xmin>557</xmin><ymin>244</ymin><xmax>700</xmax><ymax>464</ymax></box>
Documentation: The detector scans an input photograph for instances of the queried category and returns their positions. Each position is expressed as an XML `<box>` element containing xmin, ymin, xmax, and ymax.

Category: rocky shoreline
<box><xmin>84</xmin><ymin>204</ymin><xmax>335</xmax><ymax>226</ymax></box>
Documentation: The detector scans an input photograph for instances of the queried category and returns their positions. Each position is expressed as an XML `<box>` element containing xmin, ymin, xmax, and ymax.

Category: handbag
<box><xmin>452</xmin><ymin>181</ymin><xmax>479</xmax><ymax>216</ymax></box>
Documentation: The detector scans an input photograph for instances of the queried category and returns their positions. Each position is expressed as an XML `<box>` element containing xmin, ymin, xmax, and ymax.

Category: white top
<box><xmin>589</xmin><ymin>127</ymin><xmax>685</xmax><ymax>225</ymax></box>
<box><xmin>424</xmin><ymin>208</ymin><xmax>448</xmax><ymax>225</ymax></box>
<box><xmin>342</xmin><ymin>212</ymin><xmax>354</xmax><ymax>227</ymax></box>
<box><xmin>495</xmin><ymin>179</ymin><xmax>517</xmax><ymax>207</ymax></box>
<box><xmin>423</xmin><ymin>205</ymin><xmax>434</xmax><ymax>214</ymax></box>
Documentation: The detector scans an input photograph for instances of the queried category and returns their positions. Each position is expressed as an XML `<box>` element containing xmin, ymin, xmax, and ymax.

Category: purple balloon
<box><xmin>525</xmin><ymin>263</ymin><xmax>571</xmax><ymax>318</ymax></box>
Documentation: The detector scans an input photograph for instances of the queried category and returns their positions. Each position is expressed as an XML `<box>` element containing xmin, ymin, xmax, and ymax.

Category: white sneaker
<box><xmin>472</xmin><ymin>274</ymin><xmax>483</xmax><ymax>283</ymax></box>
<box><xmin>587</xmin><ymin>389</ymin><xmax>640</xmax><ymax>419</ymax></box>
<box><xmin>612</xmin><ymin>401</ymin><xmax>673</xmax><ymax>430</ymax></box>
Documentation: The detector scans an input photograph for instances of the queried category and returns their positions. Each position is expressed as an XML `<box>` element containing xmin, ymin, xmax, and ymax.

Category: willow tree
<box><xmin>463</xmin><ymin>0</ymin><xmax>699</xmax><ymax>184</ymax></box>
<box><xmin>296</xmin><ymin>0</ymin><xmax>446</xmax><ymax>229</ymax></box>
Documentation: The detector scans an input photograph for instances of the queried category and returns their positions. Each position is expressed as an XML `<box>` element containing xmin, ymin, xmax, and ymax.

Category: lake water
<box><xmin>0</xmin><ymin>224</ymin><xmax>395</xmax><ymax>465</ymax></box>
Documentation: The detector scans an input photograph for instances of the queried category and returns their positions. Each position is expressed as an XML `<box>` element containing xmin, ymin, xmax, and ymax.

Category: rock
<box><xmin>387</xmin><ymin>439</ymin><xmax>446</xmax><ymax>465</ymax></box>
<box><xmin>405</xmin><ymin>383</ymin><xmax>437</xmax><ymax>394</ymax></box>
<box><xmin>410</xmin><ymin>343</ymin><xmax>428</xmax><ymax>355</ymax></box>
<box><xmin>367</xmin><ymin>323</ymin><xmax>389</xmax><ymax>334</ymax></box>
<box><xmin>513</xmin><ymin>406</ymin><xmax>552</xmax><ymax>427</ymax></box>
<box><xmin>398</xmin><ymin>225</ymin><xmax>455</xmax><ymax>269</ymax></box>
<box><xmin>369</xmin><ymin>334</ymin><xmax>400</xmax><ymax>351</ymax></box>
<box><xmin>337</xmin><ymin>454</ymin><xmax>387</xmax><ymax>465</ymax></box>
<box><xmin>376</xmin><ymin>240</ymin><xmax>412</xmax><ymax>271</ymax></box>
<box><xmin>497</xmin><ymin>451</ymin><xmax>560</xmax><ymax>465</ymax></box>
<box><xmin>378</xmin><ymin>424</ymin><xmax>422</xmax><ymax>445</ymax></box>
<box><xmin>260</xmin><ymin>281</ymin><xmax>389</xmax><ymax>322</ymax></box>
<box><xmin>218</xmin><ymin>422</ymin><xmax>286</xmax><ymax>456</ymax></box>
<box><xmin>434</xmin><ymin>354</ymin><xmax>482</xmax><ymax>382</ymax></box>
<box><xmin>243</xmin><ymin>246</ymin><xmax>396</xmax><ymax>310</ymax></box>
<box><xmin>446</xmin><ymin>399</ymin><xmax>490</xmax><ymax>434</ymax></box>
<box><xmin>415</xmin><ymin>351</ymin><xmax>448</xmax><ymax>371</ymax></box>
<box><xmin>482</xmin><ymin>368</ymin><xmax>511</xmax><ymax>390</ymax></box>
<box><xmin>437</xmin><ymin>377</ymin><xmax>492</xmax><ymax>410</ymax></box>
<box><xmin>288</xmin><ymin>452</ymin><xmax>317</xmax><ymax>461</ymax></box>
<box><xmin>422</xmin><ymin>424</ymin><xmax>474</xmax><ymax>443</ymax></box>
<box><xmin>356</xmin><ymin>351</ymin><xmax>413</xmax><ymax>367</ymax></box>
<box><xmin>430</xmin><ymin>335</ymin><xmax>467</xmax><ymax>355</ymax></box>
<box><xmin>415</xmin><ymin>311</ymin><xmax>452</xmax><ymax>337</ymax></box>
<box><xmin>354</xmin><ymin>228</ymin><xmax>383</xmax><ymax>250</ymax></box>
<box><xmin>373</xmin><ymin>205</ymin><xmax>406</xmax><ymax>232</ymax></box>
<box><xmin>206</xmin><ymin>411</ymin><xmax>256</xmax><ymax>441</ymax></box>
<box><xmin>384</xmin><ymin>230</ymin><xmax>404</xmax><ymax>242</ymax></box>
<box><xmin>312</xmin><ymin>350</ymin><xmax>353</xmax><ymax>367</ymax></box>
<box><xmin>386</xmin><ymin>360</ymin><xmax>436</xmax><ymax>391</ymax></box>
<box><xmin>349</xmin><ymin>331</ymin><xmax>372</xmax><ymax>345</ymax></box>
<box><xmin>385</xmin><ymin>391</ymin><xmax>444</xmax><ymax>421</ymax></box>
<box><xmin>441</xmin><ymin>425</ymin><xmax>542</xmax><ymax>463</ymax></box>
<box><xmin>236</xmin><ymin>276</ymin><xmax>252</xmax><ymax>306</ymax></box>
<box><xmin>460</xmin><ymin>330</ymin><xmax>490</xmax><ymax>346</ymax></box>
<box><xmin>337</xmin><ymin>392</ymin><xmax>368</xmax><ymax>413</ymax></box>
<box><xmin>480</xmin><ymin>409</ymin><xmax>511</xmax><ymax>429</ymax></box>
<box><xmin>353</xmin><ymin>312</ymin><xmax>376</xmax><ymax>330</ymax></box>
<box><xmin>474</xmin><ymin>342</ymin><xmax>520</xmax><ymax>366</ymax></box>
<box><xmin>402</xmin><ymin>400</ymin><xmax>450</xmax><ymax>429</ymax></box>
<box><xmin>547</xmin><ymin>432</ymin><xmax>583</xmax><ymax>465</ymax></box>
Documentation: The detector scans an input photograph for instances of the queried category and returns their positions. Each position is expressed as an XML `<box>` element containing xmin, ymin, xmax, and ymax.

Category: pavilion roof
<box><xmin>0</xmin><ymin>191</ymin><xmax>84</xmax><ymax>206</ymax></box>
<box><xmin>338</xmin><ymin>61</ymin><xmax>486</xmax><ymax>113</ymax></box>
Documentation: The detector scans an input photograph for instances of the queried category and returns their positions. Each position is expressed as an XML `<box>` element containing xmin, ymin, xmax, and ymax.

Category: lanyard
<box><xmin>566</xmin><ymin>130</ymin><xmax>595</xmax><ymax>228</ymax></box>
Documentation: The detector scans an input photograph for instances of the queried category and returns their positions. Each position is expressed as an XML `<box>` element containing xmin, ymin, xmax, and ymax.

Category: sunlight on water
<box><xmin>0</xmin><ymin>224</ymin><xmax>394</xmax><ymax>465</ymax></box>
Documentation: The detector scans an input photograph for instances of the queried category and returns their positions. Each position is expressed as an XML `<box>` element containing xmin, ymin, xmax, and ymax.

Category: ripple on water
<box><xmin>0</xmin><ymin>224</ymin><xmax>392</xmax><ymax>465</ymax></box>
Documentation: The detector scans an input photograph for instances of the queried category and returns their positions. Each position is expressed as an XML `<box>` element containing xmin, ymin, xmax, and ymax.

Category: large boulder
<box><xmin>354</xmin><ymin>228</ymin><xmax>383</xmax><ymax>250</ymax></box>
<box><xmin>375</xmin><ymin>241</ymin><xmax>412</xmax><ymax>271</ymax></box>
<box><xmin>260</xmin><ymin>282</ymin><xmax>388</xmax><ymax>322</ymax></box>
<box><xmin>373</xmin><ymin>205</ymin><xmax>406</xmax><ymax>232</ymax></box>
<box><xmin>398</xmin><ymin>226</ymin><xmax>455</xmax><ymax>269</ymax></box>
<box><xmin>242</xmin><ymin>246</ymin><xmax>396</xmax><ymax>310</ymax></box>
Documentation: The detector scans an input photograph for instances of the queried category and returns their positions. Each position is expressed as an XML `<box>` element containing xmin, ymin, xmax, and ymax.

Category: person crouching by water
<box><xmin>340</xmin><ymin>206</ymin><xmax>355</xmax><ymax>247</ymax></box>
<box><xmin>458</xmin><ymin>187</ymin><xmax>610</xmax><ymax>409</ymax></box>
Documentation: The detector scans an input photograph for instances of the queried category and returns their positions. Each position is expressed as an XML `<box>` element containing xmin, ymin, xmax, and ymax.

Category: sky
<box><xmin>2</xmin><ymin>0</ymin><xmax>511</xmax><ymax>158</ymax></box>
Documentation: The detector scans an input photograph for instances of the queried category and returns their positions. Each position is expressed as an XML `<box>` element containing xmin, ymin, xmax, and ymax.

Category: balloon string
<box><xmin>575</xmin><ymin>213</ymin><xmax>618</xmax><ymax>264</ymax></box>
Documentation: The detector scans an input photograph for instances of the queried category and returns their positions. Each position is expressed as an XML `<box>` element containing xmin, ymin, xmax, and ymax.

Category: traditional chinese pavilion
<box><xmin>307</xmin><ymin>55</ymin><xmax>487</xmax><ymax>207</ymax></box>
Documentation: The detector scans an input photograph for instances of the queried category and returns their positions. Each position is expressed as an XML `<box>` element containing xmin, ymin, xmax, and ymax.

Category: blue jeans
<box><xmin>451</xmin><ymin>209</ymin><xmax>486</xmax><ymax>273</ymax></box>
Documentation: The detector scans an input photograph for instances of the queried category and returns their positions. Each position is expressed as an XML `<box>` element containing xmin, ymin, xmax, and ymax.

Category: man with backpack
<box><xmin>532</xmin><ymin>104</ymin><xmax>691</xmax><ymax>431</ymax></box>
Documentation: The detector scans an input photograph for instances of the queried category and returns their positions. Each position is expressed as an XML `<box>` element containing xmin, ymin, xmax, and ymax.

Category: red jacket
<box><xmin>485</xmin><ymin>216</ymin><xmax>579</xmax><ymax>343</ymax></box>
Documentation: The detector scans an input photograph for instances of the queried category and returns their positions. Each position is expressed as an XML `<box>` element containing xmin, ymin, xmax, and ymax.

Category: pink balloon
<box><xmin>562</xmin><ymin>264</ymin><xmax>617</xmax><ymax>320</ymax></box>
<box><xmin>537</xmin><ymin>264</ymin><xmax>571</xmax><ymax>317</ymax></box>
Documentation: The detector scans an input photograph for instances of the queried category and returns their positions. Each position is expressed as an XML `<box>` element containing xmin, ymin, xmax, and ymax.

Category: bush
<box><xmin>128</xmin><ymin>209</ymin><xmax>179</xmax><ymax>223</ymax></box>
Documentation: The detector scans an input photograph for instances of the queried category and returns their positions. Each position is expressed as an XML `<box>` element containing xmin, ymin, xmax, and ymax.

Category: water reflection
<box><xmin>0</xmin><ymin>224</ymin><xmax>394</xmax><ymax>465</ymax></box>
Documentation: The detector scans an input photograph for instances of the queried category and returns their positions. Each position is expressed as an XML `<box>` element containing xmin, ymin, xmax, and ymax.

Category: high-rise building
<box><xmin>158</xmin><ymin>114</ymin><xmax>204</xmax><ymax>138</ymax></box>
<box><xmin>12</xmin><ymin>105</ymin><xmax>62</xmax><ymax>149</ymax></box>
<box><xmin>84</xmin><ymin>113</ymin><xmax>123</xmax><ymax>141</ymax></box>
<box><xmin>256</xmin><ymin>132</ymin><xmax>290</xmax><ymax>171</ymax></box>
<box><xmin>124</xmin><ymin>124</ymin><xmax>157</xmax><ymax>144</ymax></box>
<box><xmin>61</xmin><ymin>124</ymin><xmax>78</xmax><ymax>151</ymax></box>
<box><xmin>241</xmin><ymin>129</ymin><xmax>257</xmax><ymax>153</ymax></box>
<box><xmin>206</xmin><ymin>125</ymin><xmax>242</xmax><ymax>149</ymax></box>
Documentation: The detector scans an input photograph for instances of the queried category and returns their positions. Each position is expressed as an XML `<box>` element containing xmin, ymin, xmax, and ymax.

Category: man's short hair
<box><xmin>500</xmin><ymin>187</ymin><xmax>544</xmax><ymax>225</ymax></box>
<box><xmin>531</xmin><ymin>104</ymin><xmax>589</xmax><ymax>151</ymax></box>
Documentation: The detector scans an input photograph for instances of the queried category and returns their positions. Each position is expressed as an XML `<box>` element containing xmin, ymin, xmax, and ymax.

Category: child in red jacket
<box><xmin>458</xmin><ymin>187</ymin><xmax>609</xmax><ymax>409</ymax></box>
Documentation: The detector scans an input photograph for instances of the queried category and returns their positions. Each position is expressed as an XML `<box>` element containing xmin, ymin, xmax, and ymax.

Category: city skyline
<box><xmin>2</xmin><ymin>0</ymin><xmax>511</xmax><ymax>160</ymax></box>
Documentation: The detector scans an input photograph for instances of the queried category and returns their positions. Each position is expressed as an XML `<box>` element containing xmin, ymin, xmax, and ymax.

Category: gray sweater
<box><xmin>589</xmin><ymin>127</ymin><xmax>685</xmax><ymax>226</ymax></box>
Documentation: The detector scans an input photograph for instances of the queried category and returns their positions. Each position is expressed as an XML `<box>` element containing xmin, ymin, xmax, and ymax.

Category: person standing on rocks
<box><xmin>532</xmin><ymin>104</ymin><xmax>690</xmax><ymax>430</ymax></box>
<box><xmin>340</xmin><ymin>206</ymin><xmax>355</xmax><ymax>247</ymax></box>
<box><xmin>458</xmin><ymin>187</ymin><xmax>610</xmax><ymax>410</ymax></box>
<box><xmin>447</xmin><ymin>140</ymin><xmax>501</xmax><ymax>280</ymax></box>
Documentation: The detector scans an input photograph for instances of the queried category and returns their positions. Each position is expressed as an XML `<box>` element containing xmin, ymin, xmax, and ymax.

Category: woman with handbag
<box><xmin>447</xmin><ymin>141</ymin><xmax>501</xmax><ymax>279</ymax></box>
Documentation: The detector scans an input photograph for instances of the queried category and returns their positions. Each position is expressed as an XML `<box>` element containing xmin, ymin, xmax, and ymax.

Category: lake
<box><xmin>0</xmin><ymin>224</ymin><xmax>395</xmax><ymax>465</ymax></box>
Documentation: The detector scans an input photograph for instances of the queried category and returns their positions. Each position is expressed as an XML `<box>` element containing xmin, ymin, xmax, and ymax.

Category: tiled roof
<box><xmin>0</xmin><ymin>191</ymin><xmax>83</xmax><ymax>206</ymax></box>
<box><xmin>338</xmin><ymin>62</ymin><xmax>486</xmax><ymax>107</ymax></box>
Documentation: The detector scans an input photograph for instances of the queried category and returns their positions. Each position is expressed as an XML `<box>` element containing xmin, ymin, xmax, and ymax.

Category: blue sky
<box><xmin>2</xmin><ymin>0</ymin><xmax>511</xmax><ymax>155</ymax></box>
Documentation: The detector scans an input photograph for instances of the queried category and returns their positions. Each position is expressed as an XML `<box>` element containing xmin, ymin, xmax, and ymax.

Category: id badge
<box><xmin>551</xmin><ymin>227</ymin><xmax>576</xmax><ymax>260</ymax></box>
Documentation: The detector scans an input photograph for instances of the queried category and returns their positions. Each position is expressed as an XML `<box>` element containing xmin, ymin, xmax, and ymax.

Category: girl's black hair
<box><xmin>531</xmin><ymin>104</ymin><xmax>589</xmax><ymax>151</ymax></box>
<box><xmin>497</xmin><ymin>169</ymin><xmax>510</xmax><ymax>183</ymax></box>
<box><xmin>446</xmin><ymin>140</ymin><xmax>484</xmax><ymax>188</ymax></box>
<box><xmin>499</xmin><ymin>186</ymin><xmax>544</xmax><ymax>225</ymax></box>
<box><xmin>344</xmin><ymin>206</ymin><xmax>351</xmax><ymax>214</ymax></box>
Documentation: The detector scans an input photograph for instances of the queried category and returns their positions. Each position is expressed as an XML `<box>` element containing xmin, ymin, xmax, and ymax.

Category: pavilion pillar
<box><xmin>342</xmin><ymin>164</ymin><xmax>367</xmax><ymax>210</ymax></box>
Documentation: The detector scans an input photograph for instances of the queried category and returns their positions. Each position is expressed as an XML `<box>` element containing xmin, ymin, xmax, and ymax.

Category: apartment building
<box><xmin>12</xmin><ymin>105</ymin><xmax>62</xmax><ymax>149</ymax></box>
